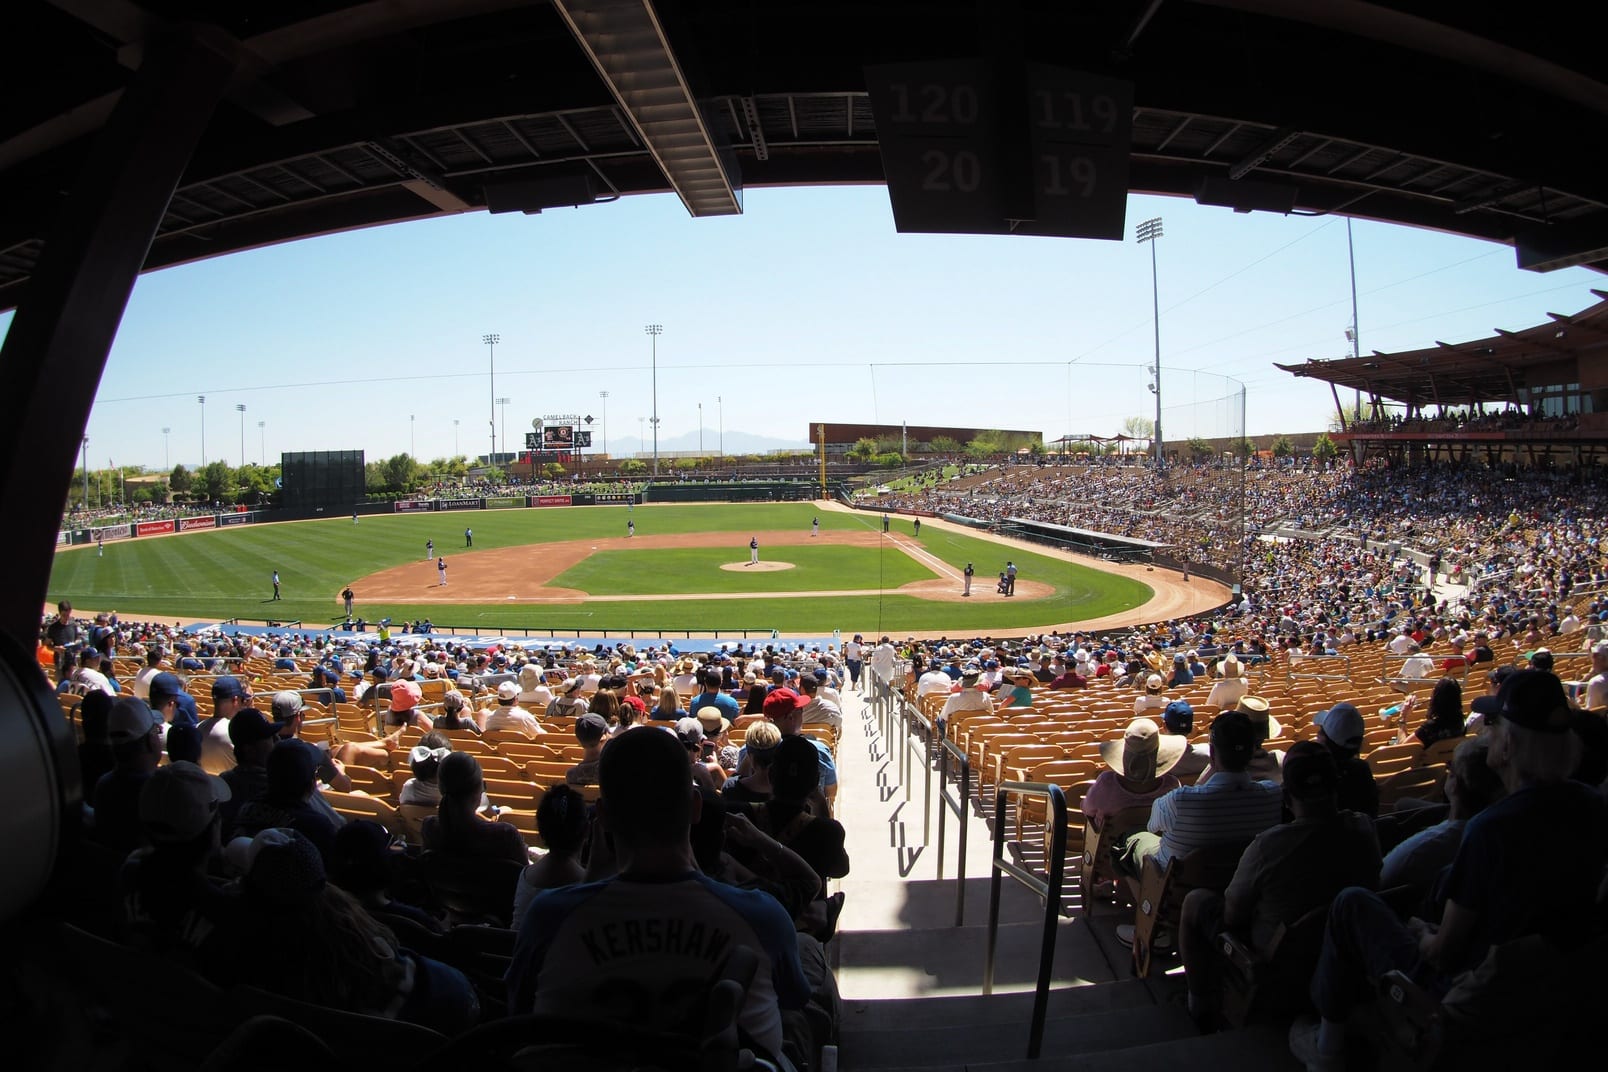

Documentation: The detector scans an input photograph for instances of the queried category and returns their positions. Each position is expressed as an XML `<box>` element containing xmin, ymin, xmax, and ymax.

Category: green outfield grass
<box><xmin>46</xmin><ymin>503</ymin><xmax>1153</xmax><ymax>633</ymax></box>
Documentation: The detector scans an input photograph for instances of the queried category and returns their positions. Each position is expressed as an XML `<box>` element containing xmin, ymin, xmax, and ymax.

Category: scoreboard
<box><xmin>864</xmin><ymin>59</ymin><xmax>1133</xmax><ymax>240</ymax></box>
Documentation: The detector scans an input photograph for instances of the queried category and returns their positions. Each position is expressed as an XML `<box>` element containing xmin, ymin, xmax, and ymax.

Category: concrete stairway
<box><xmin>829</xmin><ymin>681</ymin><xmax>1301</xmax><ymax>1072</ymax></box>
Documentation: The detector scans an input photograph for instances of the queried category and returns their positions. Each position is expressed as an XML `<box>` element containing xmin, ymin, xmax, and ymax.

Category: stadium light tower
<box><xmin>453</xmin><ymin>419</ymin><xmax>460</xmax><ymax>458</ymax></box>
<box><xmin>82</xmin><ymin>435</ymin><xmax>90</xmax><ymax>508</ymax></box>
<box><xmin>197</xmin><ymin>395</ymin><xmax>206</xmax><ymax>466</ymax></box>
<box><xmin>162</xmin><ymin>427</ymin><xmax>171</xmax><ymax>470</ymax></box>
<box><xmin>496</xmin><ymin>397</ymin><xmax>511</xmax><ymax>460</ymax></box>
<box><xmin>483</xmin><ymin>333</ymin><xmax>500</xmax><ymax>463</ymax></box>
<box><xmin>235</xmin><ymin>403</ymin><xmax>246</xmax><ymax>468</ymax></box>
<box><xmin>717</xmin><ymin>395</ymin><xmax>723</xmax><ymax>458</ymax></box>
<box><xmin>698</xmin><ymin>401</ymin><xmax>703</xmax><ymax>453</ymax></box>
<box><xmin>410</xmin><ymin>413</ymin><xmax>416</xmax><ymax>458</ymax></box>
<box><xmin>638</xmin><ymin>416</ymin><xmax>645</xmax><ymax>454</ymax></box>
<box><xmin>1135</xmin><ymin>217</ymin><xmax>1164</xmax><ymax>467</ymax></box>
<box><xmin>599</xmin><ymin>391</ymin><xmax>609</xmax><ymax>456</ymax></box>
<box><xmin>644</xmin><ymin>324</ymin><xmax>662</xmax><ymax>474</ymax></box>
<box><xmin>257</xmin><ymin>420</ymin><xmax>265</xmax><ymax>464</ymax></box>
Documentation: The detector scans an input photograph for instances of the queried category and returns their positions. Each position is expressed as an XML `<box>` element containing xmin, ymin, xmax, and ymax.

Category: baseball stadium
<box><xmin>4</xmin><ymin>4</ymin><xmax>1608</xmax><ymax>1072</ymax></box>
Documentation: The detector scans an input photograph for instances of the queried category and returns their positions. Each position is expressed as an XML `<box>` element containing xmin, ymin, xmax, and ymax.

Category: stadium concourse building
<box><xmin>1278</xmin><ymin>292</ymin><xmax>1608</xmax><ymax>467</ymax></box>
<box><xmin>816</xmin><ymin>423</ymin><xmax>1040</xmax><ymax>452</ymax></box>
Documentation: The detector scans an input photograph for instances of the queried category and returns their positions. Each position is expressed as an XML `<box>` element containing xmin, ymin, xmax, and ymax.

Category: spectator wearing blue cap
<box><xmin>197</xmin><ymin>676</ymin><xmax>253</xmax><ymax>775</ymax></box>
<box><xmin>229</xmin><ymin>739</ymin><xmax>340</xmax><ymax>862</ymax></box>
<box><xmin>1161</xmin><ymin>700</ymin><xmax>1209</xmax><ymax>782</ymax></box>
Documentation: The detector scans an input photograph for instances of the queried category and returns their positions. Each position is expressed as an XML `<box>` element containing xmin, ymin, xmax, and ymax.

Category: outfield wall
<box><xmin>59</xmin><ymin>490</ymin><xmax>656</xmax><ymax>546</ymax></box>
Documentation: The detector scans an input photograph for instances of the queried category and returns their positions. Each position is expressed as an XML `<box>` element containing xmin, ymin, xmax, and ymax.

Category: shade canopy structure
<box><xmin>7</xmin><ymin>0</ymin><xmax>1608</xmax><ymax>311</ymax></box>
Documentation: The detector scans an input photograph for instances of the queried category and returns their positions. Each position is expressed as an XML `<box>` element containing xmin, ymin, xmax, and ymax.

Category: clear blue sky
<box><xmin>2</xmin><ymin>183</ymin><xmax>1600</xmax><ymax>470</ymax></box>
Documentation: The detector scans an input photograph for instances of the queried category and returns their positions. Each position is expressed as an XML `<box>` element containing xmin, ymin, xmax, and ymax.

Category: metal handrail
<box><xmin>867</xmin><ymin>667</ymin><xmax>969</xmax><ymax>922</ymax></box>
<box><xmin>933</xmin><ymin>729</ymin><xmax>970</xmax><ymax>926</ymax></box>
<box><xmin>984</xmin><ymin>779</ymin><xmax>1068</xmax><ymax>1061</ymax></box>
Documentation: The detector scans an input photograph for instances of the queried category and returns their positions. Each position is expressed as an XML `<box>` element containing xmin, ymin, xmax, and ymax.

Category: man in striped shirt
<box><xmin>1117</xmin><ymin>711</ymin><xmax>1282</xmax><ymax>876</ymax></box>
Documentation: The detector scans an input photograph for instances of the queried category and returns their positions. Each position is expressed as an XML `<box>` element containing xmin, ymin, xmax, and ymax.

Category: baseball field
<box><xmin>45</xmin><ymin>502</ymin><xmax>1221</xmax><ymax>637</ymax></box>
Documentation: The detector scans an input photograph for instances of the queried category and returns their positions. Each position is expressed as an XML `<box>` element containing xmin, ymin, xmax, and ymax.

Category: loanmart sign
<box><xmin>438</xmin><ymin>498</ymin><xmax>481</xmax><ymax>511</ymax></box>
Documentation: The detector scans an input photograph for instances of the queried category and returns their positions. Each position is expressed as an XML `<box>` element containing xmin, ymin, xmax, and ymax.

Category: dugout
<box><xmin>997</xmin><ymin>516</ymin><xmax>1166</xmax><ymax>563</ymax></box>
<box><xmin>646</xmin><ymin>481</ymin><xmax>814</xmax><ymax>503</ymax></box>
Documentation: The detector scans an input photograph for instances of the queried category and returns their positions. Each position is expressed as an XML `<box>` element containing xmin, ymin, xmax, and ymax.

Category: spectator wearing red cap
<box><xmin>758</xmin><ymin>686</ymin><xmax>837</xmax><ymax>809</ymax></box>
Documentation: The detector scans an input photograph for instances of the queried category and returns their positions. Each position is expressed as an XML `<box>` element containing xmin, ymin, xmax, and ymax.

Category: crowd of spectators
<box><xmin>48</xmin><ymin>611</ymin><xmax>862</xmax><ymax>1069</ymax></box>
<box><xmin>61</xmin><ymin>500</ymin><xmax>225</xmax><ymax>530</ymax></box>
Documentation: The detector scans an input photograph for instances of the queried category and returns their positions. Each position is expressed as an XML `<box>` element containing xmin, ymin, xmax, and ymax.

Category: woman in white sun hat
<box><xmin>1207</xmin><ymin>654</ymin><xmax>1248</xmax><ymax>710</ymax></box>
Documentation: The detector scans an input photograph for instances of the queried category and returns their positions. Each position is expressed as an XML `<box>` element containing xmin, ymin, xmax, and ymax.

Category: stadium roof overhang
<box><xmin>6</xmin><ymin>0</ymin><xmax>1608</xmax><ymax>312</ymax></box>
<box><xmin>1274</xmin><ymin>290</ymin><xmax>1608</xmax><ymax>410</ymax></box>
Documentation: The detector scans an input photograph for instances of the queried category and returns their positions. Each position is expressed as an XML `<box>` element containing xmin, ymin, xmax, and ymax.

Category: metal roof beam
<box><xmin>551</xmin><ymin>0</ymin><xmax>741</xmax><ymax>218</ymax></box>
<box><xmin>1228</xmin><ymin>127</ymin><xmax>1300</xmax><ymax>180</ymax></box>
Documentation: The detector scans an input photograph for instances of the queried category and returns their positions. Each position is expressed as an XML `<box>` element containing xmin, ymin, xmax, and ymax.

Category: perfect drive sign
<box><xmin>864</xmin><ymin>59</ymin><xmax>1132</xmax><ymax>240</ymax></box>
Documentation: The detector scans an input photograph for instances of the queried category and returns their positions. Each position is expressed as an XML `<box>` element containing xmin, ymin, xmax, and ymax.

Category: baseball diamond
<box><xmin>47</xmin><ymin>501</ymin><xmax>1222</xmax><ymax>638</ymax></box>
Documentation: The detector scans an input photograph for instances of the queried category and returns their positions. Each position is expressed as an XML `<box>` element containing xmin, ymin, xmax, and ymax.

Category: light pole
<box><xmin>236</xmin><ymin>404</ymin><xmax>246</xmax><ymax>468</ymax></box>
<box><xmin>82</xmin><ymin>436</ymin><xmax>89</xmax><ymax>508</ymax></box>
<box><xmin>483</xmin><ymin>333</ymin><xmax>500</xmax><ymax>463</ymax></box>
<box><xmin>162</xmin><ymin>427</ymin><xmax>171</xmax><ymax>470</ymax></box>
<box><xmin>599</xmin><ymin>391</ymin><xmax>609</xmax><ymax>456</ymax></box>
<box><xmin>410</xmin><ymin>414</ymin><xmax>416</xmax><ymax>458</ymax></box>
<box><xmin>698</xmin><ymin>401</ymin><xmax>703</xmax><ymax>454</ymax></box>
<box><xmin>1136</xmin><ymin>217</ymin><xmax>1164</xmax><ymax>467</ymax></box>
<box><xmin>258</xmin><ymin>420</ymin><xmax>265</xmax><ymax>464</ymax></box>
<box><xmin>453</xmin><ymin>419</ymin><xmax>460</xmax><ymax>458</ymax></box>
<box><xmin>717</xmin><ymin>395</ymin><xmax>723</xmax><ymax>458</ymax></box>
<box><xmin>197</xmin><ymin>395</ymin><xmax>206</xmax><ymax>466</ymax></box>
<box><xmin>638</xmin><ymin>417</ymin><xmax>645</xmax><ymax>454</ymax></box>
<box><xmin>1347</xmin><ymin>217</ymin><xmax>1362</xmax><ymax>422</ymax></box>
<box><xmin>496</xmin><ymin>397</ymin><xmax>511</xmax><ymax>460</ymax></box>
<box><xmin>644</xmin><ymin>323</ymin><xmax>662</xmax><ymax>474</ymax></box>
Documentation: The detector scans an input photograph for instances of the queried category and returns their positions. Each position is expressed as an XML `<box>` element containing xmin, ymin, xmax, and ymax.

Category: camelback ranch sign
<box><xmin>483</xmin><ymin>495</ymin><xmax>523</xmax><ymax>509</ymax></box>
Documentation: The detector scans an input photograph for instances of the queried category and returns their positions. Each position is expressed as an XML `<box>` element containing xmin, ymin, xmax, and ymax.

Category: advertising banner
<box><xmin>437</xmin><ymin>498</ymin><xmax>481</xmax><ymax>511</ymax></box>
<box><xmin>569</xmin><ymin>493</ymin><xmax>596</xmax><ymax>507</ymax></box>
<box><xmin>592</xmin><ymin>491</ymin><xmax>638</xmax><ymax>505</ymax></box>
<box><xmin>180</xmin><ymin>516</ymin><xmax>218</xmax><ymax>531</ymax></box>
<box><xmin>530</xmin><ymin>494</ymin><xmax>572</xmax><ymax>507</ymax></box>
<box><xmin>483</xmin><ymin>496</ymin><xmax>522</xmax><ymax>509</ymax></box>
<box><xmin>394</xmin><ymin>500</ymin><xmax>431</xmax><ymax>513</ymax></box>
<box><xmin>220</xmin><ymin>512</ymin><xmax>251</xmax><ymax>526</ymax></box>
<box><xmin>136</xmin><ymin>520</ymin><xmax>175</xmax><ymax>537</ymax></box>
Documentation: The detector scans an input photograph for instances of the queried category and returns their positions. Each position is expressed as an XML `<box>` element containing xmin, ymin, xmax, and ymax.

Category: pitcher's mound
<box><xmin>720</xmin><ymin>561</ymin><xmax>794</xmax><ymax>572</ymax></box>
